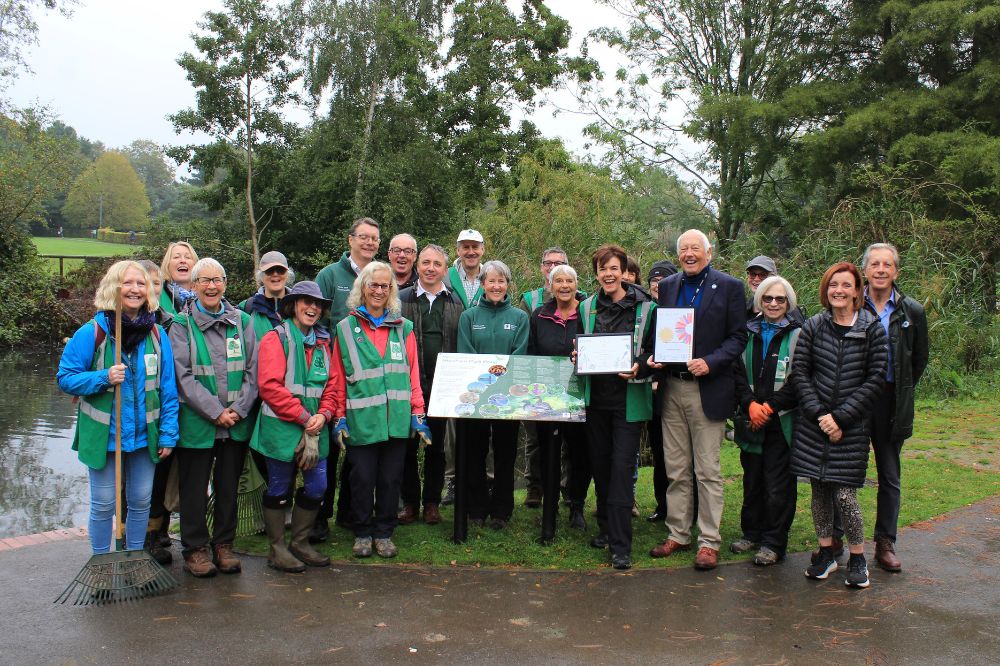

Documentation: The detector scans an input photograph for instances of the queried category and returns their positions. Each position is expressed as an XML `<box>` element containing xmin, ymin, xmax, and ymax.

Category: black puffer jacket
<box><xmin>789</xmin><ymin>309</ymin><xmax>888</xmax><ymax>487</ymax></box>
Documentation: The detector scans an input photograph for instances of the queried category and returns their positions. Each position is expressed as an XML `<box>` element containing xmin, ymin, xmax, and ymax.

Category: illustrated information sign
<box><xmin>427</xmin><ymin>353</ymin><xmax>586</xmax><ymax>422</ymax></box>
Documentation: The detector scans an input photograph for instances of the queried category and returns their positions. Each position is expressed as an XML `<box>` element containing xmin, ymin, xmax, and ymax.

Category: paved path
<box><xmin>2</xmin><ymin>497</ymin><xmax>998</xmax><ymax>665</ymax></box>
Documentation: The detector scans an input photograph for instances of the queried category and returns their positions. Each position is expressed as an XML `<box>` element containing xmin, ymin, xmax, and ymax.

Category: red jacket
<box><xmin>257</xmin><ymin>329</ymin><xmax>339</xmax><ymax>426</ymax></box>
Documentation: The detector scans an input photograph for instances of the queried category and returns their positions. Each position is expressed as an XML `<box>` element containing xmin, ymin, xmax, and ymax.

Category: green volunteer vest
<box><xmin>578</xmin><ymin>294</ymin><xmax>655</xmax><ymax>422</ymax></box>
<box><xmin>734</xmin><ymin>327</ymin><xmax>800</xmax><ymax>453</ymax></box>
<box><xmin>251</xmin><ymin>322</ymin><xmax>331</xmax><ymax>462</ymax></box>
<box><xmin>521</xmin><ymin>287</ymin><xmax>545</xmax><ymax>313</ymax></box>
<box><xmin>448</xmin><ymin>266</ymin><xmax>484</xmax><ymax>309</ymax></box>
<box><xmin>173</xmin><ymin>309</ymin><xmax>254</xmax><ymax>447</ymax></box>
<box><xmin>335</xmin><ymin>315</ymin><xmax>414</xmax><ymax>445</ymax></box>
<box><xmin>72</xmin><ymin>321</ymin><xmax>162</xmax><ymax>469</ymax></box>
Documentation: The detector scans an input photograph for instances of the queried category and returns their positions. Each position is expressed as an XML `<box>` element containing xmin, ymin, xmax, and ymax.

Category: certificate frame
<box><xmin>653</xmin><ymin>307</ymin><xmax>695</xmax><ymax>364</ymax></box>
<box><xmin>574</xmin><ymin>333</ymin><xmax>634</xmax><ymax>375</ymax></box>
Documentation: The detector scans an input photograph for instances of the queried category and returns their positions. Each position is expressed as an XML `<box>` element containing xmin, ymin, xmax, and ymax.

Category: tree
<box><xmin>170</xmin><ymin>0</ymin><xmax>303</xmax><ymax>267</ymax></box>
<box><xmin>123</xmin><ymin>139</ymin><xmax>177</xmax><ymax>215</ymax></box>
<box><xmin>0</xmin><ymin>0</ymin><xmax>77</xmax><ymax>95</ymax></box>
<box><xmin>62</xmin><ymin>151</ymin><xmax>151</xmax><ymax>231</ymax></box>
<box><xmin>580</xmin><ymin>0</ymin><xmax>837</xmax><ymax>246</ymax></box>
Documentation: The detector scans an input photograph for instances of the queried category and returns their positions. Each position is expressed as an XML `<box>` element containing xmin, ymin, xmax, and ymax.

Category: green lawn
<box><xmin>32</xmin><ymin>236</ymin><xmax>133</xmax><ymax>272</ymax></box>
<box><xmin>234</xmin><ymin>400</ymin><xmax>1000</xmax><ymax>570</ymax></box>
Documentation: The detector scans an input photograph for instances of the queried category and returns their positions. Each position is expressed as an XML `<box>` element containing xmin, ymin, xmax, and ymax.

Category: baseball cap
<box><xmin>456</xmin><ymin>229</ymin><xmax>485</xmax><ymax>244</ymax></box>
<box><xmin>258</xmin><ymin>251</ymin><xmax>289</xmax><ymax>272</ymax></box>
<box><xmin>746</xmin><ymin>255</ymin><xmax>777</xmax><ymax>274</ymax></box>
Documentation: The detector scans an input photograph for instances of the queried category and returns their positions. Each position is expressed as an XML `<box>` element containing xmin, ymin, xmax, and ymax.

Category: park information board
<box><xmin>427</xmin><ymin>353</ymin><xmax>586</xmax><ymax>422</ymax></box>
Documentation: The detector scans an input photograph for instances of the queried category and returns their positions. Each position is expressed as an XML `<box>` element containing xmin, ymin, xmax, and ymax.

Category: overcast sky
<box><xmin>9</xmin><ymin>0</ymin><xmax>639</xmax><ymax>161</ymax></box>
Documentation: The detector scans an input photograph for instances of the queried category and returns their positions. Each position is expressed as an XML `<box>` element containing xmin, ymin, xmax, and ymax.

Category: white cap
<box><xmin>456</xmin><ymin>229</ymin><xmax>484</xmax><ymax>244</ymax></box>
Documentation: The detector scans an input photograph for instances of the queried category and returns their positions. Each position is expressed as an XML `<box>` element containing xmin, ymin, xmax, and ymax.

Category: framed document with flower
<box><xmin>653</xmin><ymin>308</ymin><xmax>695</xmax><ymax>364</ymax></box>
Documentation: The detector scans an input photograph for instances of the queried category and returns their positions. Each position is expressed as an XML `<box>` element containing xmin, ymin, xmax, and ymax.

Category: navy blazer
<box><xmin>656</xmin><ymin>266</ymin><xmax>748</xmax><ymax>421</ymax></box>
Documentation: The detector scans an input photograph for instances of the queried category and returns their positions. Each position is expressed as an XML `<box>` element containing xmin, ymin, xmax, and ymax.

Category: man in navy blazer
<box><xmin>647</xmin><ymin>229</ymin><xmax>747</xmax><ymax>570</ymax></box>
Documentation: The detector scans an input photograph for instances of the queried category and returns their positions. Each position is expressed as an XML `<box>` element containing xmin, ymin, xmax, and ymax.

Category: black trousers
<box><xmin>464</xmin><ymin>420</ymin><xmax>519</xmax><ymax>521</ymax></box>
<box><xmin>587</xmin><ymin>408</ymin><xmax>641</xmax><ymax>558</ymax></box>
<box><xmin>347</xmin><ymin>439</ymin><xmax>407</xmax><ymax>539</ymax></box>
<box><xmin>176</xmin><ymin>439</ymin><xmax>247</xmax><ymax>554</ymax></box>
<box><xmin>537</xmin><ymin>422</ymin><xmax>590</xmax><ymax>537</ymax></box>
<box><xmin>647</xmin><ymin>418</ymin><xmax>667</xmax><ymax>514</ymax></box>
<box><xmin>871</xmin><ymin>384</ymin><xmax>903</xmax><ymax>541</ymax></box>
<box><xmin>738</xmin><ymin>426</ymin><xmax>797</xmax><ymax>556</ymax></box>
<box><xmin>401</xmin><ymin>416</ymin><xmax>447</xmax><ymax>508</ymax></box>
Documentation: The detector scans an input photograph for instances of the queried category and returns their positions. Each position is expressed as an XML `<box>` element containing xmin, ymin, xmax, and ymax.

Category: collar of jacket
<box><xmin>596</xmin><ymin>282</ymin><xmax>644</xmax><ymax>310</ymax></box>
<box><xmin>352</xmin><ymin>307</ymin><xmax>404</xmax><ymax>329</ymax></box>
<box><xmin>819</xmin><ymin>308</ymin><xmax>876</xmax><ymax>338</ymax></box>
<box><xmin>477</xmin><ymin>294</ymin><xmax>511</xmax><ymax>309</ymax></box>
<box><xmin>188</xmin><ymin>299</ymin><xmax>240</xmax><ymax>331</ymax></box>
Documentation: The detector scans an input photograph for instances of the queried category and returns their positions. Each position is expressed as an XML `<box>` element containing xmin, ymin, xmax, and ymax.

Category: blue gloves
<box><xmin>411</xmin><ymin>414</ymin><xmax>432</xmax><ymax>448</ymax></box>
<box><xmin>334</xmin><ymin>416</ymin><xmax>350</xmax><ymax>450</ymax></box>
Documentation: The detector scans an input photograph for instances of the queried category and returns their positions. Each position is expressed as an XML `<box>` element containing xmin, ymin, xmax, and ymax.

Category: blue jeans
<box><xmin>88</xmin><ymin>450</ymin><xmax>156</xmax><ymax>553</ymax></box>
<box><xmin>266</xmin><ymin>457</ymin><xmax>328</xmax><ymax>501</ymax></box>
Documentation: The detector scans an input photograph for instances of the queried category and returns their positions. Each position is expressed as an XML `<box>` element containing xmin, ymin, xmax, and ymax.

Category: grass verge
<box><xmin>235</xmin><ymin>400</ymin><xmax>999</xmax><ymax>570</ymax></box>
<box><xmin>32</xmin><ymin>237</ymin><xmax>132</xmax><ymax>272</ymax></box>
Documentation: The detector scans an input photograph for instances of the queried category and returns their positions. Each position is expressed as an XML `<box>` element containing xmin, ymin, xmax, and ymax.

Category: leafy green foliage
<box><xmin>62</xmin><ymin>152</ymin><xmax>151</xmax><ymax>231</ymax></box>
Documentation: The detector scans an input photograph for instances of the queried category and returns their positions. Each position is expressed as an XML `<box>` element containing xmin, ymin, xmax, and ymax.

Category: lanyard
<box><xmin>685</xmin><ymin>275</ymin><xmax>707</xmax><ymax>307</ymax></box>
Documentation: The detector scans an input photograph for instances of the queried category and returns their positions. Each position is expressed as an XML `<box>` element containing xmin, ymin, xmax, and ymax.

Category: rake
<box><xmin>55</xmin><ymin>297</ymin><xmax>179</xmax><ymax>605</ymax></box>
<box><xmin>206</xmin><ymin>450</ymin><xmax>266</xmax><ymax>537</ymax></box>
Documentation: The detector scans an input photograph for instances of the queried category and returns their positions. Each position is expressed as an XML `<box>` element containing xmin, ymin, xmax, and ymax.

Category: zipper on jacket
<box><xmin>819</xmin><ymin>328</ymin><xmax>847</xmax><ymax>480</ymax></box>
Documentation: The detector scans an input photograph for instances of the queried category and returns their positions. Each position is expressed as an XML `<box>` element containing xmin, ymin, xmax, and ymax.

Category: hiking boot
<box><xmin>374</xmin><ymin>538</ymin><xmax>398</xmax><ymax>558</ymax></box>
<box><xmin>631</xmin><ymin>500</ymin><xmax>640</xmax><ymax>518</ymax></box>
<box><xmin>568</xmin><ymin>502</ymin><xmax>587</xmax><ymax>531</ymax></box>
<box><xmin>264</xmin><ymin>506</ymin><xmax>305</xmax><ymax>573</ymax></box>
<box><xmin>441</xmin><ymin>479</ymin><xmax>455</xmax><ymax>507</ymax></box>
<box><xmin>590</xmin><ymin>533</ymin><xmax>609</xmax><ymax>549</ymax></box>
<box><xmin>611</xmin><ymin>554</ymin><xmax>632</xmax><ymax>570</ymax></box>
<box><xmin>144</xmin><ymin>527</ymin><xmax>172</xmax><ymax>566</ymax></box>
<box><xmin>397</xmin><ymin>505</ymin><xmax>418</xmax><ymax>525</ymax></box>
<box><xmin>811</xmin><ymin>536</ymin><xmax>844</xmax><ymax>564</ymax></box>
<box><xmin>845</xmin><ymin>553</ymin><xmax>871</xmax><ymax>588</ymax></box>
<box><xmin>524</xmin><ymin>486</ymin><xmax>542</xmax><ymax>508</ymax></box>
<box><xmin>288</xmin><ymin>503</ymin><xmax>331</xmax><ymax>567</ymax></box>
<box><xmin>212</xmin><ymin>543</ymin><xmax>242</xmax><ymax>574</ymax></box>
<box><xmin>752</xmin><ymin>546</ymin><xmax>781</xmax><ymax>566</ymax></box>
<box><xmin>183</xmin><ymin>547</ymin><xmax>218</xmax><ymax>578</ymax></box>
<box><xmin>875</xmin><ymin>537</ymin><xmax>902</xmax><ymax>572</ymax></box>
<box><xmin>156</xmin><ymin>515</ymin><xmax>172</xmax><ymax>548</ymax></box>
<box><xmin>423</xmin><ymin>503</ymin><xmax>441</xmax><ymax>525</ymax></box>
<box><xmin>805</xmin><ymin>546</ymin><xmax>839</xmax><ymax>580</ymax></box>
<box><xmin>694</xmin><ymin>547</ymin><xmax>718</xmax><ymax>570</ymax></box>
<box><xmin>730</xmin><ymin>537</ymin><xmax>759</xmax><ymax>554</ymax></box>
<box><xmin>650</xmin><ymin>539</ymin><xmax>690</xmax><ymax>558</ymax></box>
<box><xmin>352</xmin><ymin>537</ymin><xmax>373</xmax><ymax>558</ymax></box>
<box><xmin>646</xmin><ymin>509</ymin><xmax>667</xmax><ymax>523</ymax></box>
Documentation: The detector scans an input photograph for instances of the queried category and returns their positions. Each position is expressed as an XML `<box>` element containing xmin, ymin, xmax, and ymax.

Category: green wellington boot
<box><xmin>288</xmin><ymin>494</ymin><xmax>331</xmax><ymax>567</ymax></box>
<box><xmin>263</xmin><ymin>507</ymin><xmax>305</xmax><ymax>573</ymax></box>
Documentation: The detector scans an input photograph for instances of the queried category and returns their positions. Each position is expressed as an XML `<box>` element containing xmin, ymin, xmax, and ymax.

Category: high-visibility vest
<box><xmin>335</xmin><ymin>314</ymin><xmax>413</xmax><ymax>445</ymax></box>
<box><xmin>72</xmin><ymin>320</ymin><xmax>162</xmax><ymax>469</ymax></box>
<box><xmin>172</xmin><ymin>309</ymin><xmax>254</xmax><ymax>446</ymax></box>
<box><xmin>251</xmin><ymin>322</ymin><xmax>331</xmax><ymax>462</ymax></box>
<box><xmin>578</xmin><ymin>294</ymin><xmax>655</xmax><ymax>422</ymax></box>
<box><xmin>521</xmin><ymin>287</ymin><xmax>545</xmax><ymax>313</ymax></box>
<box><xmin>448</xmin><ymin>266</ymin><xmax>483</xmax><ymax>309</ymax></box>
<box><xmin>736</xmin><ymin>327</ymin><xmax>800</xmax><ymax>452</ymax></box>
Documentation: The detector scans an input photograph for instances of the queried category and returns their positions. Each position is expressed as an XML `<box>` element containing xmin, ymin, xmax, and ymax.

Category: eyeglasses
<box><xmin>195</xmin><ymin>276</ymin><xmax>226</xmax><ymax>286</ymax></box>
<box><xmin>761</xmin><ymin>295</ymin><xmax>786</xmax><ymax>304</ymax></box>
<box><xmin>351</xmin><ymin>233</ymin><xmax>380</xmax><ymax>243</ymax></box>
<box><xmin>388</xmin><ymin>247</ymin><xmax>416</xmax><ymax>256</ymax></box>
<box><xmin>747</xmin><ymin>270</ymin><xmax>770</xmax><ymax>280</ymax></box>
<box><xmin>541</xmin><ymin>260</ymin><xmax>567</xmax><ymax>268</ymax></box>
<box><xmin>264</xmin><ymin>266</ymin><xmax>288</xmax><ymax>275</ymax></box>
<box><xmin>367</xmin><ymin>282</ymin><xmax>392</xmax><ymax>292</ymax></box>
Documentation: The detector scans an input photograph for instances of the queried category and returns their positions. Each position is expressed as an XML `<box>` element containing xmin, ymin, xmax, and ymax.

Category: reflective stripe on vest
<box><xmin>522</xmin><ymin>288</ymin><xmax>544</xmax><ymax>313</ymax></box>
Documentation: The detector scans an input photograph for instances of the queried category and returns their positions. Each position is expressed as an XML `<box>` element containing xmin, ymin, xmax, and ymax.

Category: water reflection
<box><xmin>0</xmin><ymin>350</ymin><xmax>88</xmax><ymax>538</ymax></box>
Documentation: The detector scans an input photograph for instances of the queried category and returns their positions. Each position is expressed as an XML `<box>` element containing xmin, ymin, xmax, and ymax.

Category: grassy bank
<box><xmin>32</xmin><ymin>237</ymin><xmax>132</xmax><ymax>272</ymax></box>
<box><xmin>234</xmin><ymin>399</ymin><xmax>1000</xmax><ymax>570</ymax></box>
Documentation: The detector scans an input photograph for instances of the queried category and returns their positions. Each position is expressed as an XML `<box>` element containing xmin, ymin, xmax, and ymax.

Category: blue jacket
<box><xmin>57</xmin><ymin>311</ymin><xmax>180</xmax><ymax>453</ymax></box>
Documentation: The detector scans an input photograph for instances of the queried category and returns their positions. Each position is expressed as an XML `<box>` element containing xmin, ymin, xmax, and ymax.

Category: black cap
<box><xmin>647</xmin><ymin>260</ymin><xmax>678</xmax><ymax>283</ymax></box>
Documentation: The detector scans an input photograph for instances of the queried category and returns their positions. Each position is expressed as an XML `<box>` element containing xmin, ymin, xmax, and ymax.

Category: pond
<box><xmin>0</xmin><ymin>349</ymin><xmax>88</xmax><ymax>538</ymax></box>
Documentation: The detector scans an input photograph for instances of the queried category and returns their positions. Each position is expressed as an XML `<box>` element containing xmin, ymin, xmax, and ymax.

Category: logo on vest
<box><xmin>389</xmin><ymin>340</ymin><xmax>403</xmax><ymax>361</ymax></box>
<box><xmin>775</xmin><ymin>358</ymin><xmax>788</xmax><ymax>381</ymax></box>
<box><xmin>503</xmin><ymin>323</ymin><xmax>517</xmax><ymax>330</ymax></box>
<box><xmin>472</xmin><ymin>324</ymin><xmax>486</xmax><ymax>330</ymax></box>
<box><xmin>144</xmin><ymin>354</ymin><xmax>158</xmax><ymax>376</ymax></box>
<box><xmin>337</xmin><ymin>285</ymin><xmax>350</xmax><ymax>292</ymax></box>
<box><xmin>226</xmin><ymin>337</ymin><xmax>242</xmax><ymax>359</ymax></box>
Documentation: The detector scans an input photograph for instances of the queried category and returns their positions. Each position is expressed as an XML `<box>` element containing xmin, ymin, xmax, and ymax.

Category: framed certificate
<box><xmin>575</xmin><ymin>333</ymin><xmax>634</xmax><ymax>375</ymax></box>
<box><xmin>653</xmin><ymin>308</ymin><xmax>695</xmax><ymax>364</ymax></box>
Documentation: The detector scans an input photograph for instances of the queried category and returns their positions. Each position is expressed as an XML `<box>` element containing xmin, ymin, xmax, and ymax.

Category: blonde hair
<box><xmin>347</xmin><ymin>261</ymin><xmax>401</xmax><ymax>316</ymax></box>
<box><xmin>94</xmin><ymin>260</ymin><xmax>160</xmax><ymax>312</ymax></box>
<box><xmin>159</xmin><ymin>241</ymin><xmax>199</xmax><ymax>283</ymax></box>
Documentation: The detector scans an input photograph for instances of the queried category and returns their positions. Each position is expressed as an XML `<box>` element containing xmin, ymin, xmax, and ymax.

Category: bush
<box><xmin>97</xmin><ymin>228</ymin><xmax>146</xmax><ymax>244</ymax></box>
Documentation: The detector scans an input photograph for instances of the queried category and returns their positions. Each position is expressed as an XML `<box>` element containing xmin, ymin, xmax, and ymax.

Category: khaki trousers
<box><xmin>661</xmin><ymin>377</ymin><xmax>725</xmax><ymax>550</ymax></box>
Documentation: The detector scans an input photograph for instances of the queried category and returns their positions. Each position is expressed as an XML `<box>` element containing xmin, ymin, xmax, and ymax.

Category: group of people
<box><xmin>58</xmin><ymin>218</ymin><xmax>928</xmax><ymax>590</ymax></box>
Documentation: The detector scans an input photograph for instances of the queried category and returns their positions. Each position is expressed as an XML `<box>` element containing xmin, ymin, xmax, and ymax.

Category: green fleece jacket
<box><xmin>457</xmin><ymin>295</ymin><xmax>529</xmax><ymax>355</ymax></box>
<box><xmin>314</xmin><ymin>251</ymin><xmax>357</xmax><ymax>330</ymax></box>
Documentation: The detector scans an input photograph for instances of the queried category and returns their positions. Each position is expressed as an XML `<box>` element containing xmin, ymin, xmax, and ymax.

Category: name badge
<box><xmin>144</xmin><ymin>354</ymin><xmax>158</xmax><ymax>376</ymax></box>
<box><xmin>226</xmin><ymin>337</ymin><xmax>242</xmax><ymax>359</ymax></box>
<box><xmin>389</xmin><ymin>340</ymin><xmax>403</xmax><ymax>361</ymax></box>
<box><xmin>775</xmin><ymin>358</ymin><xmax>788</xmax><ymax>381</ymax></box>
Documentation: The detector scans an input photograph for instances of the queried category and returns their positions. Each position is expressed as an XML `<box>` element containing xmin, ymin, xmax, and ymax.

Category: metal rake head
<box><xmin>54</xmin><ymin>550</ymin><xmax>179</xmax><ymax>606</ymax></box>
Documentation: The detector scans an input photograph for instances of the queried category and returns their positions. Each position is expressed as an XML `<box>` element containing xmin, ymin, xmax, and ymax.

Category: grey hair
<box><xmin>346</xmin><ymin>261</ymin><xmax>401</xmax><ymax>316</ymax></box>
<box><xmin>481</xmin><ymin>259</ymin><xmax>513</xmax><ymax>285</ymax></box>
<box><xmin>541</xmin><ymin>246</ymin><xmax>567</xmax><ymax>261</ymax></box>
<box><xmin>190</xmin><ymin>257</ymin><xmax>226</xmax><ymax>282</ymax></box>
<box><xmin>389</xmin><ymin>232</ymin><xmax>417</xmax><ymax>247</ymax></box>
<box><xmin>420</xmin><ymin>243</ymin><xmax>449</xmax><ymax>264</ymax></box>
<box><xmin>349</xmin><ymin>217</ymin><xmax>380</xmax><ymax>234</ymax></box>
<box><xmin>862</xmin><ymin>242</ymin><xmax>900</xmax><ymax>270</ymax></box>
<box><xmin>255</xmin><ymin>266</ymin><xmax>296</xmax><ymax>287</ymax></box>
<box><xmin>138</xmin><ymin>259</ymin><xmax>160</xmax><ymax>276</ymax></box>
<box><xmin>753</xmin><ymin>275</ymin><xmax>797</xmax><ymax>313</ymax></box>
<box><xmin>549</xmin><ymin>264</ymin><xmax>578</xmax><ymax>284</ymax></box>
<box><xmin>676</xmin><ymin>229</ymin><xmax>713</xmax><ymax>254</ymax></box>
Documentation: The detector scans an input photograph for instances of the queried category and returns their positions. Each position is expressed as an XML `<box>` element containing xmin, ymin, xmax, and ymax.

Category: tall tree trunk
<box><xmin>245</xmin><ymin>72</ymin><xmax>260</xmax><ymax>267</ymax></box>
<box><xmin>353</xmin><ymin>76</ymin><xmax>380</xmax><ymax>215</ymax></box>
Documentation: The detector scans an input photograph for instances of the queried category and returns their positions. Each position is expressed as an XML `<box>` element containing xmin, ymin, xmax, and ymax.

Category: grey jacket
<box><xmin>169</xmin><ymin>299</ymin><xmax>258</xmax><ymax>440</ymax></box>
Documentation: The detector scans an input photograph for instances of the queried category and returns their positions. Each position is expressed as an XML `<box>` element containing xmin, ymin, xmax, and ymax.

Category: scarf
<box><xmin>171</xmin><ymin>282</ymin><xmax>196</xmax><ymax>305</ymax></box>
<box><xmin>104</xmin><ymin>309</ymin><xmax>156</xmax><ymax>353</ymax></box>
